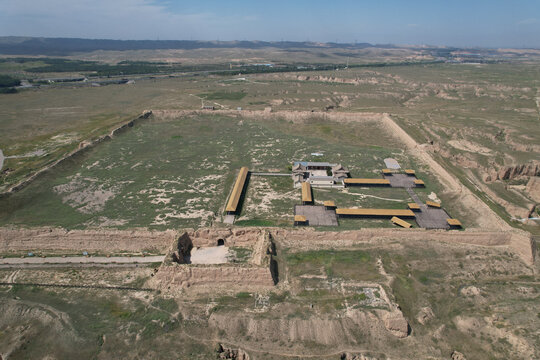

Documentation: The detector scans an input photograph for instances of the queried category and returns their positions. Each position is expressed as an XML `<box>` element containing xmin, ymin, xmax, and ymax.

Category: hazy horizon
<box><xmin>1</xmin><ymin>0</ymin><xmax>540</xmax><ymax>48</ymax></box>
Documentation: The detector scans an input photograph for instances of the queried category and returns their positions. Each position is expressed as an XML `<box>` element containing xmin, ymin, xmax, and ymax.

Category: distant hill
<box><xmin>0</xmin><ymin>37</ymin><xmax>392</xmax><ymax>56</ymax></box>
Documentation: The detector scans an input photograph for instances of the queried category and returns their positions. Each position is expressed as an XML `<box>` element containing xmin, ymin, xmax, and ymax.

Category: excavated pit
<box><xmin>150</xmin><ymin>228</ymin><xmax>277</xmax><ymax>292</ymax></box>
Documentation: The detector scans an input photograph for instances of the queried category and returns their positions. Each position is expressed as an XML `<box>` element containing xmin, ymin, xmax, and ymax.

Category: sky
<box><xmin>0</xmin><ymin>0</ymin><xmax>539</xmax><ymax>48</ymax></box>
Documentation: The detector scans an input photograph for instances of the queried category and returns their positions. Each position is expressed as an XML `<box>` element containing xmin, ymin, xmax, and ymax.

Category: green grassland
<box><xmin>1</xmin><ymin>56</ymin><xmax>539</xmax><ymax>230</ymax></box>
<box><xmin>2</xmin><ymin>112</ymin><xmax>441</xmax><ymax>230</ymax></box>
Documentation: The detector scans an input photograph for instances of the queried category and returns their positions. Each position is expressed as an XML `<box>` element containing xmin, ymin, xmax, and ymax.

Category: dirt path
<box><xmin>0</xmin><ymin>255</ymin><xmax>164</xmax><ymax>266</ymax></box>
<box><xmin>405</xmin><ymin>187</ymin><xmax>426</xmax><ymax>209</ymax></box>
<box><xmin>346</xmin><ymin>191</ymin><xmax>406</xmax><ymax>203</ymax></box>
<box><xmin>0</xmin><ymin>282</ymin><xmax>153</xmax><ymax>291</ymax></box>
<box><xmin>180</xmin><ymin>324</ymin><xmax>378</xmax><ymax>359</ymax></box>
<box><xmin>0</xmin><ymin>149</ymin><xmax>4</xmax><ymax>171</ymax></box>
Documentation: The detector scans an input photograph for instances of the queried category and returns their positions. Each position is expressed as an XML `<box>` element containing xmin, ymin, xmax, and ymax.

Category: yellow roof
<box><xmin>408</xmin><ymin>203</ymin><xmax>421</xmax><ymax>210</ymax></box>
<box><xmin>225</xmin><ymin>167</ymin><xmax>249</xmax><ymax>212</ymax></box>
<box><xmin>404</xmin><ymin>169</ymin><xmax>416</xmax><ymax>175</ymax></box>
<box><xmin>294</xmin><ymin>215</ymin><xmax>307</xmax><ymax>222</ymax></box>
<box><xmin>391</xmin><ymin>216</ymin><xmax>413</xmax><ymax>228</ymax></box>
<box><xmin>324</xmin><ymin>200</ymin><xmax>336</xmax><ymax>207</ymax></box>
<box><xmin>426</xmin><ymin>201</ymin><xmax>441</xmax><ymax>208</ymax></box>
<box><xmin>414</xmin><ymin>179</ymin><xmax>425</xmax><ymax>185</ymax></box>
<box><xmin>447</xmin><ymin>218</ymin><xmax>462</xmax><ymax>226</ymax></box>
<box><xmin>382</xmin><ymin>169</ymin><xmax>392</xmax><ymax>174</ymax></box>
<box><xmin>335</xmin><ymin>208</ymin><xmax>415</xmax><ymax>217</ymax></box>
<box><xmin>344</xmin><ymin>178</ymin><xmax>391</xmax><ymax>185</ymax></box>
<box><xmin>301</xmin><ymin>182</ymin><xmax>312</xmax><ymax>202</ymax></box>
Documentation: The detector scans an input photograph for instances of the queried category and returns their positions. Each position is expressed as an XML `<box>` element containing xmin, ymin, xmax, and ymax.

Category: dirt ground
<box><xmin>190</xmin><ymin>246</ymin><xmax>229</xmax><ymax>264</ymax></box>
<box><xmin>0</xmin><ymin>227</ymin><xmax>537</xmax><ymax>359</ymax></box>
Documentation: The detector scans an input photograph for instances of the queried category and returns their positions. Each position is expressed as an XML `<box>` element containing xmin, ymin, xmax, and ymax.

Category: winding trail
<box><xmin>345</xmin><ymin>190</ymin><xmax>406</xmax><ymax>203</ymax></box>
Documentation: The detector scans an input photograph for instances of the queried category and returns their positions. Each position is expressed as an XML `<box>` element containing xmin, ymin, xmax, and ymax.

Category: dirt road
<box><xmin>0</xmin><ymin>255</ymin><xmax>164</xmax><ymax>266</ymax></box>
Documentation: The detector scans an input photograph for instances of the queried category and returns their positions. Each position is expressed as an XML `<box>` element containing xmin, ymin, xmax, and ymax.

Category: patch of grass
<box><xmin>352</xmin><ymin>293</ymin><xmax>367</xmax><ymax>302</ymax></box>
<box><xmin>269</xmin><ymin>291</ymin><xmax>289</xmax><ymax>303</ymax></box>
<box><xmin>287</xmin><ymin>249</ymin><xmax>381</xmax><ymax>282</ymax></box>
<box><xmin>107</xmin><ymin>301</ymin><xmax>132</xmax><ymax>319</ymax></box>
<box><xmin>236</xmin><ymin>292</ymin><xmax>252</xmax><ymax>299</ymax></box>
<box><xmin>229</xmin><ymin>247</ymin><xmax>253</xmax><ymax>263</ymax></box>
<box><xmin>234</xmin><ymin>219</ymin><xmax>276</xmax><ymax>226</ymax></box>
<box><xmin>151</xmin><ymin>297</ymin><xmax>178</xmax><ymax>314</ymax></box>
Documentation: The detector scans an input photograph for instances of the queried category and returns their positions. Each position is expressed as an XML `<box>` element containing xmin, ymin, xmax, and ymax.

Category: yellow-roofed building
<box><xmin>301</xmin><ymin>182</ymin><xmax>313</xmax><ymax>204</ymax></box>
<box><xmin>323</xmin><ymin>200</ymin><xmax>336</xmax><ymax>209</ymax></box>
<box><xmin>336</xmin><ymin>208</ymin><xmax>415</xmax><ymax>218</ymax></box>
<box><xmin>447</xmin><ymin>218</ymin><xmax>462</xmax><ymax>228</ymax></box>
<box><xmin>344</xmin><ymin>178</ymin><xmax>391</xmax><ymax>186</ymax></box>
<box><xmin>391</xmin><ymin>216</ymin><xmax>413</xmax><ymax>228</ymax></box>
<box><xmin>226</xmin><ymin>167</ymin><xmax>249</xmax><ymax>214</ymax></box>
<box><xmin>408</xmin><ymin>203</ymin><xmax>421</xmax><ymax>210</ymax></box>
<box><xmin>294</xmin><ymin>215</ymin><xmax>308</xmax><ymax>226</ymax></box>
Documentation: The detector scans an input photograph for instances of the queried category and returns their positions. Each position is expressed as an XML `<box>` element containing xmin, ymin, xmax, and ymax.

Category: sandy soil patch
<box><xmin>243</xmin><ymin>177</ymin><xmax>297</xmax><ymax>217</ymax></box>
<box><xmin>427</xmin><ymin>192</ymin><xmax>441</xmax><ymax>202</ymax></box>
<box><xmin>152</xmin><ymin>209</ymin><xmax>214</xmax><ymax>226</ymax></box>
<box><xmin>448</xmin><ymin>140</ymin><xmax>492</xmax><ymax>155</ymax></box>
<box><xmin>53</xmin><ymin>175</ymin><xmax>120</xmax><ymax>214</ymax></box>
<box><xmin>83</xmin><ymin>216</ymin><xmax>128</xmax><ymax>228</ymax></box>
<box><xmin>6</xmin><ymin>149</ymin><xmax>47</xmax><ymax>159</ymax></box>
<box><xmin>342</xmin><ymin>188</ymin><xmax>406</xmax><ymax>203</ymax></box>
<box><xmin>190</xmin><ymin>246</ymin><xmax>229</xmax><ymax>264</ymax></box>
<box><xmin>50</xmin><ymin>133</ymin><xmax>79</xmax><ymax>145</ymax></box>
